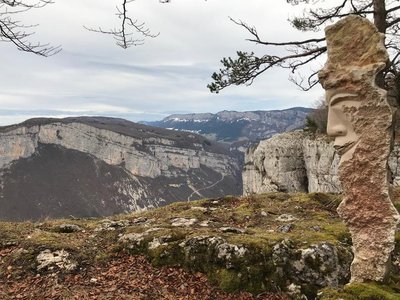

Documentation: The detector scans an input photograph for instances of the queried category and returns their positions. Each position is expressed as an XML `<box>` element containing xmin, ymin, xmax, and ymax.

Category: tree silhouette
<box><xmin>208</xmin><ymin>0</ymin><xmax>400</xmax><ymax>97</ymax></box>
<box><xmin>84</xmin><ymin>0</ymin><xmax>165</xmax><ymax>49</ymax></box>
<box><xmin>0</xmin><ymin>0</ymin><xmax>61</xmax><ymax>56</ymax></box>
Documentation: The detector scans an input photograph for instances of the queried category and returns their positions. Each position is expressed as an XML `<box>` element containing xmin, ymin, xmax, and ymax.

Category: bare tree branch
<box><xmin>387</xmin><ymin>4</ymin><xmax>400</xmax><ymax>13</ymax></box>
<box><xmin>293</xmin><ymin>1</ymin><xmax>374</xmax><ymax>31</ymax></box>
<box><xmin>387</xmin><ymin>16</ymin><xmax>400</xmax><ymax>27</ymax></box>
<box><xmin>289</xmin><ymin>70</ymin><xmax>320</xmax><ymax>91</ymax></box>
<box><xmin>0</xmin><ymin>0</ymin><xmax>172</xmax><ymax>55</ymax></box>
<box><xmin>85</xmin><ymin>0</ymin><xmax>164</xmax><ymax>49</ymax></box>
<box><xmin>230</xmin><ymin>17</ymin><xmax>326</xmax><ymax>47</ymax></box>
<box><xmin>0</xmin><ymin>0</ymin><xmax>61</xmax><ymax>56</ymax></box>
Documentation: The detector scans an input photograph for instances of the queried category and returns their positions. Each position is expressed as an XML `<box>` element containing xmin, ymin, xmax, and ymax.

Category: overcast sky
<box><xmin>0</xmin><ymin>0</ymin><xmax>325</xmax><ymax>125</ymax></box>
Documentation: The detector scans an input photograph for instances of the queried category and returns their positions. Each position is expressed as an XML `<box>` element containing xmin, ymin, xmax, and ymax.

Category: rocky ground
<box><xmin>1</xmin><ymin>192</ymin><xmax>400</xmax><ymax>299</ymax></box>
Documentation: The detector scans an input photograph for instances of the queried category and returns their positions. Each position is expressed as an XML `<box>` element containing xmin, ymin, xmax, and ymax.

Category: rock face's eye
<box><xmin>329</xmin><ymin>93</ymin><xmax>358</xmax><ymax>107</ymax></box>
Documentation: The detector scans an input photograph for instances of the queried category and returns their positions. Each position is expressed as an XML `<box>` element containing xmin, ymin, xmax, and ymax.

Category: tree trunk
<box><xmin>374</xmin><ymin>0</ymin><xmax>387</xmax><ymax>88</ymax></box>
<box><xmin>373</xmin><ymin>0</ymin><xmax>387</xmax><ymax>33</ymax></box>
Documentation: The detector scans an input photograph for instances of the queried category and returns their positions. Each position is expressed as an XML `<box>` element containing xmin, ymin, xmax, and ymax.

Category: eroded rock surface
<box><xmin>243</xmin><ymin>131</ymin><xmax>342</xmax><ymax>194</ymax></box>
<box><xmin>272</xmin><ymin>240</ymin><xmax>351</xmax><ymax>288</ymax></box>
<box><xmin>319</xmin><ymin>15</ymin><xmax>400</xmax><ymax>282</ymax></box>
<box><xmin>243</xmin><ymin>132</ymin><xmax>308</xmax><ymax>194</ymax></box>
<box><xmin>36</xmin><ymin>249</ymin><xmax>77</xmax><ymax>272</ymax></box>
<box><xmin>243</xmin><ymin>131</ymin><xmax>400</xmax><ymax>195</ymax></box>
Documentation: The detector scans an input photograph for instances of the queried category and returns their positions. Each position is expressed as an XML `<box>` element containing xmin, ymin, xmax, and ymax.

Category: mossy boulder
<box><xmin>114</xmin><ymin>192</ymin><xmax>356</xmax><ymax>297</ymax></box>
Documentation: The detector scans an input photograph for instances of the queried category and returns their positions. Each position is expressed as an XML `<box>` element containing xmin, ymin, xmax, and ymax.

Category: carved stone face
<box><xmin>318</xmin><ymin>65</ymin><xmax>362</xmax><ymax>164</ymax></box>
<box><xmin>327</xmin><ymin>93</ymin><xmax>360</xmax><ymax>161</ymax></box>
<box><xmin>323</xmin><ymin>87</ymin><xmax>360</xmax><ymax>163</ymax></box>
<box><xmin>318</xmin><ymin>15</ymin><xmax>389</xmax><ymax>165</ymax></box>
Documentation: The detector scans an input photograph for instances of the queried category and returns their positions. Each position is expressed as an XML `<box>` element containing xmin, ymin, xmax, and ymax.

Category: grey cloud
<box><xmin>0</xmin><ymin>0</ymin><xmax>323</xmax><ymax>126</ymax></box>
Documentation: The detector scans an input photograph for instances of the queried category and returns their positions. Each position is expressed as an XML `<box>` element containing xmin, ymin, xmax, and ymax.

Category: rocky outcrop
<box><xmin>36</xmin><ymin>249</ymin><xmax>77</xmax><ymax>272</ymax></box>
<box><xmin>3</xmin><ymin>191</ymin><xmax>400</xmax><ymax>298</ymax></box>
<box><xmin>0</xmin><ymin>117</ymin><xmax>241</xmax><ymax>221</ymax></box>
<box><xmin>303</xmin><ymin>136</ymin><xmax>341</xmax><ymax>193</ymax></box>
<box><xmin>319</xmin><ymin>15</ymin><xmax>400</xmax><ymax>283</ymax></box>
<box><xmin>272</xmin><ymin>239</ymin><xmax>351</xmax><ymax>289</ymax></box>
<box><xmin>244</xmin><ymin>130</ymin><xmax>400</xmax><ymax>195</ymax></box>
<box><xmin>243</xmin><ymin>131</ymin><xmax>342</xmax><ymax>194</ymax></box>
<box><xmin>243</xmin><ymin>132</ymin><xmax>308</xmax><ymax>194</ymax></box>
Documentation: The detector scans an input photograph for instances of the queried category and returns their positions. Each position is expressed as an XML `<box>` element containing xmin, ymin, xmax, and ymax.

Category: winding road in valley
<box><xmin>187</xmin><ymin>174</ymin><xmax>225</xmax><ymax>201</ymax></box>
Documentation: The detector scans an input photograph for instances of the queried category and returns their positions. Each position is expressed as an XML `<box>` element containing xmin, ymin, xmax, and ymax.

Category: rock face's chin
<box><xmin>0</xmin><ymin>117</ymin><xmax>241</xmax><ymax>221</ymax></box>
<box><xmin>335</xmin><ymin>142</ymin><xmax>358</xmax><ymax>164</ymax></box>
<box><xmin>320</xmin><ymin>15</ymin><xmax>400</xmax><ymax>282</ymax></box>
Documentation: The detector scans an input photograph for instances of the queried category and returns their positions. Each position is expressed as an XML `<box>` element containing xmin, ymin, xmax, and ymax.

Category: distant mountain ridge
<box><xmin>143</xmin><ymin>107</ymin><xmax>313</xmax><ymax>144</ymax></box>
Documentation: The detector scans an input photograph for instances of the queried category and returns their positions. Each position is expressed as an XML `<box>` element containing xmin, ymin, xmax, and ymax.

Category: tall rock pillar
<box><xmin>319</xmin><ymin>15</ymin><xmax>400</xmax><ymax>282</ymax></box>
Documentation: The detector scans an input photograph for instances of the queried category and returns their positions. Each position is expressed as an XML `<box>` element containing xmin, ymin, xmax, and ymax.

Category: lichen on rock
<box><xmin>36</xmin><ymin>249</ymin><xmax>77</xmax><ymax>272</ymax></box>
<box><xmin>272</xmin><ymin>239</ymin><xmax>352</xmax><ymax>293</ymax></box>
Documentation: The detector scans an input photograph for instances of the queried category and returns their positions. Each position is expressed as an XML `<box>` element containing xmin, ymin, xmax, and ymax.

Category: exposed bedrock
<box><xmin>243</xmin><ymin>131</ymin><xmax>400</xmax><ymax>195</ymax></box>
<box><xmin>243</xmin><ymin>131</ymin><xmax>341</xmax><ymax>195</ymax></box>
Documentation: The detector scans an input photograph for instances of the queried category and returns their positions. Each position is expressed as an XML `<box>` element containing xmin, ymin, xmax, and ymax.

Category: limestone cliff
<box><xmin>243</xmin><ymin>131</ymin><xmax>400</xmax><ymax>194</ymax></box>
<box><xmin>242</xmin><ymin>132</ymin><xmax>308</xmax><ymax>194</ymax></box>
<box><xmin>0</xmin><ymin>117</ymin><xmax>241</xmax><ymax>221</ymax></box>
<box><xmin>302</xmin><ymin>136</ymin><xmax>341</xmax><ymax>193</ymax></box>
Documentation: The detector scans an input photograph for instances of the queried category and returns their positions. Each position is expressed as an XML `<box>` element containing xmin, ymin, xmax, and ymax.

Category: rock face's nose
<box><xmin>319</xmin><ymin>15</ymin><xmax>400</xmax><ymax>283</ymax></box>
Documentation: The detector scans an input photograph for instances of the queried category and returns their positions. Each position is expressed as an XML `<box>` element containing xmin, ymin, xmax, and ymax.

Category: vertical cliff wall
<box><xmin>302</xmin><ymin>137</ymin><xmax>341</xmax><ymax>193</ymax></box>
<box><xmin>244</xmin><ymin>131</ymin><xmax>400</xmax><ymax>194</ymax></box>
<box><xmin>243</xmin><ymin>131</ymin><xmax>400</xmax><ymax>194</ymax></box>
<box><xmin>242</xmin><ymin>132</ymin><xmax>308</xmax><ymax>194</ymax></box>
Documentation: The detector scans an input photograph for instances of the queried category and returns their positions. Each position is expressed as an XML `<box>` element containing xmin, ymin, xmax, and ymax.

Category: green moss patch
<box><xmin>321</xmin><ymin>283</ymin><xmax>400</xmax><ymax>300</ymax></box>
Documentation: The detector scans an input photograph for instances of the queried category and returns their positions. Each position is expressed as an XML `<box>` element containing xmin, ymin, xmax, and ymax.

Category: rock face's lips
<box><xmin>333</xmin><ymin>141</ymin><xmax>356</xmax><ymax>156</ymax></box>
